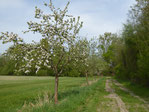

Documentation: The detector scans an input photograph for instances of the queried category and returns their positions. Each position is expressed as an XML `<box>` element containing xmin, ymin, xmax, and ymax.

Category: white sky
<box><xmin>0</xmin><ymin>0</ymin><xmax>136</xmax><ymax>53</ymax></box>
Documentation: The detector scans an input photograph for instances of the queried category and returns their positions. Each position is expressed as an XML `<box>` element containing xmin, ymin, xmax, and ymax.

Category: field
<box><xmin>0</xmin><ymin>76</ymin><xmax>94</xmax><ymax>112</ymax></box>
<box><xmin>0</xmin><ymin>76</ymin><xmax>149</xmax><ymax>112</ymax></box>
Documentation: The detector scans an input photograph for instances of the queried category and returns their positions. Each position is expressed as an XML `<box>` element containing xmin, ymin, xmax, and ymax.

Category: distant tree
<box><xmin>73</xmin><ymin>38</ymin><xmax>90</xmax><ymax>85</ymax></box>
<box><xmin>89</xmin><ymin>38</ymin><xmax>108</xmax><ymax>76</ymax></box>
<box><xmin>98</xmin><ymin>33</ymin><xmax>117</xmax><ymax>65</ymax></box>
<box><xmin>0</xmin><ymin>54</ymin><xmax>15</xmax><ymax>75</ymax></box>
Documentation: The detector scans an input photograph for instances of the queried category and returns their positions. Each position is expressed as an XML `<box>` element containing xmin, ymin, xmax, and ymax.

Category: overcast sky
<box><xmin>0</xmin><ymin>0</ymin><xmax>136</xmax><ymax>53</ymax></box>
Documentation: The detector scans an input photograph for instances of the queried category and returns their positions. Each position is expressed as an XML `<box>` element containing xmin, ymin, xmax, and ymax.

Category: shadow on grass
<box><xmin>58</xmin><ymin>88</ymin><xmax>82</xmax><ymax>100</ymax></box>
<box><xmin>58</xmin><ymin>81</ymin><xmax>98</xmax><ymax>101</ymax></box>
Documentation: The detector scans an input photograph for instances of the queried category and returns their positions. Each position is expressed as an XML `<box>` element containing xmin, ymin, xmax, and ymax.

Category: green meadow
<box><xmin>0</xmin><ymin>76</ymin><xmax>94</xmax><ymax>112</ymax></box>
<box><xmin>1</xmin><ymin>76</ymin><xmax>149</xmax><ymax>112</ymax></box>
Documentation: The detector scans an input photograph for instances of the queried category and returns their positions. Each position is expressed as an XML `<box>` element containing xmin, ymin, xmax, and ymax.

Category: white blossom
<box><xmin>25</xmin><ymin>70</ymin><xmax>30</xmax><ymax>74</ymax></box>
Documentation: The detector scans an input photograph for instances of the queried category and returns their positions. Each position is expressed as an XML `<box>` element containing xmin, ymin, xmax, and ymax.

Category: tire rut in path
<box><xmin>105</xmin><ymin>79</ymin><xmax>128</xmax><ymax>112</ymax></box>
<box><xmin>113</xmin><ymin>80</ymin><xmax>149</xmax><ymax>109</ymax></box>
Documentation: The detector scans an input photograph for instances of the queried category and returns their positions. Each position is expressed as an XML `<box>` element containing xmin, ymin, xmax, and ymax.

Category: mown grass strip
<box><xmin>0</xmin><ymin>76</ymin><xmax>92</xmax><ymax>112</ymax></box>
<box><xmin>24</xmin><ymin>77</ymin><xmax>105</xmax><ymax>112</ymax></box>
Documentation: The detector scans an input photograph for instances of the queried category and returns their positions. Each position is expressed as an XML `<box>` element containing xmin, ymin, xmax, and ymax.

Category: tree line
<box><xmin>101</xmin><ymin>0</ymin><xmax>149</xmax><ymax>86</ymax></box>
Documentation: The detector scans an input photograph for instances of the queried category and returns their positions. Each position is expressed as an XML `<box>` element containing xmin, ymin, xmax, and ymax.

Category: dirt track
<box><xmin>105</xmin><ymin>79</ymin><xmax>128</xmax><ymax>112</ymax></box>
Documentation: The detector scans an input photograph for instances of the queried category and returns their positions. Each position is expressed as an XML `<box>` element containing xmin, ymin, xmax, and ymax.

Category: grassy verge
<box><xmin>23</xmin><ymin>77</ymin><xmax>106</xmax><ymax>112</ymax></box>
<box><xmin>0</xmin><ymin>76</ymin><xmax>95</xmax><ymax>112</ymax></box>
<box><xmin>112</xmin><ymin>79</ymin><xmax>149</xmax><ymax>112</ymax></box>
<box><xmin>2</xmin><ymin>76</ymin><xmax>148</xmax><ymax>112</ymax></box>
<box><xmin>114</xmin><ymin>78</ymin><xmax>149</xmax><ymax>102</ymax></box>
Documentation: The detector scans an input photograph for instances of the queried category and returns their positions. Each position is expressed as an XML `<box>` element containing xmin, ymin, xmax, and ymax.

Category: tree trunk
<box><xmin>54</xmin><ymin>74</ymin><xmax>59</xmax><ymax>104</ymax></box>
<box><xmin>97</xmin><ymin>71</ymin><xmax>100</xmax><ymax>76</ymax></box>
<box><xmin>85</xmin><ymin>72</ymin><xmax>89</xmax><ymax>86</ymax></box>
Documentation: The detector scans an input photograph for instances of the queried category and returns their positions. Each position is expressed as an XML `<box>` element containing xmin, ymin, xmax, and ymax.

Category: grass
<box><xmin>115</xmin><ymin>78</ymin><xmax>149</xmax><ymax>102</ymax></box>
<box><xmin>25</xmin><ymin>77</ymin><xmax>107</xmax><ymax>112</ymax></box>
<box><xmin>1</xmin><ymin>76</ymin><xmax>149</xmax><ymax>112</ymax></box>
<box><xmin>112</xmin><ymin>79</ymin><xmax>149</xmax><ymax>112</ymax></box>
<box><xmin>22</xmin><ymin>77</ymin><xmax>123</xmax><ymax>112</ymax></box>
<box><xmin>0</xmin><ymin>76</ymin><xmax>94</xmax><ymax>112</ymax></box>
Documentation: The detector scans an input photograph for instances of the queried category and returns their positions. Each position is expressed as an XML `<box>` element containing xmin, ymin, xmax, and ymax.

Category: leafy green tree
<box><xmin>97</xmin><ymin>32</ymin><xmax>118</xmax><ymax>75</ymax></box>
<box><xmin>0</xmin><ymin>54</ymin><xmax>15</xmax><ymax>75</ymax></box>
<box><xmin>108</xmin><ymin>0</ymin><xmax>149</xmax><ymax>85</ymax></box>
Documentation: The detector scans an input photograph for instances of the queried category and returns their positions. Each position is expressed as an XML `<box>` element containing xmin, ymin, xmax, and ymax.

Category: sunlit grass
<box><xmin>0</xmin><ymin>76</ymin><xmax>94</xmax><ymax>112</ymax></box>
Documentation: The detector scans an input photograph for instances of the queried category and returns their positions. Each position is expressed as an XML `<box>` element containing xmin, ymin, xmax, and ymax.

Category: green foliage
<box><xmin>111</xmin><ymin>0</ymin><xmax>149</xmax><ymax>86</ymax></box>
<box><xmin>0</xmin><ymin>55</ymin><xmax>15</xmax><ymax>75</ymax></box>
